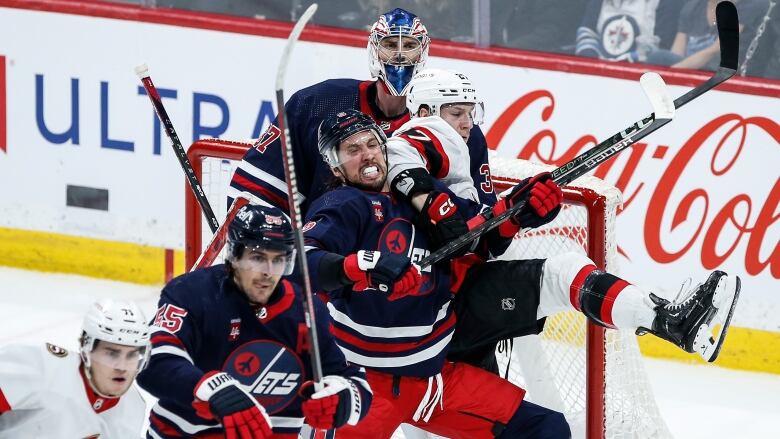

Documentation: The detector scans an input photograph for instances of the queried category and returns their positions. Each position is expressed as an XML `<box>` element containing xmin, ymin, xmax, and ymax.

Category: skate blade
<box><xmin>694</xmin><ymin>275</ymin><xmax>741</xmax><ymax>362</ymax></box>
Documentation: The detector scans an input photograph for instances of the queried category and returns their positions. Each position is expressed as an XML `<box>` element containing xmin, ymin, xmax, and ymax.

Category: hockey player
<box><xmin>386</xmin><ymin>67</ymin><xmax>742</xmax><ymax>369</ymax></box>
<box><xmin>137</xmin><ymin>204</ymin><xmax>372</xmax><ymax>439</ymax></box>
<box><xmin>303</xmin><ymin>109</ymin><xmax>570</xmax><ymax>438</ymax></box>
<box><xmin>228</xmin><ymin>7</ymin><xmax>496</xmax><ymax>216</ymax></box>
<box><xmin>303</xmin><ymin>110</ymin><xmax>741</xmax><ymax>437</ymax></box>
<box><xmin>0</xmin><ymin>298</ymin><xmax>150</xmax><ymax>438</ymax></box>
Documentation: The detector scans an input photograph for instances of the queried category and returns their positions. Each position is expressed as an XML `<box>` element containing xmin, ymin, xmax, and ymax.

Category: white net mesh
<box><xmin>187</xmin><ymin>140</ymin><xmax>672</xmax><ymax>439</ymax></box>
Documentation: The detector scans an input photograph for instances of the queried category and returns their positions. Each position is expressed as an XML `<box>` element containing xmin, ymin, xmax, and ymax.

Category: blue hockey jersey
<box><xmin>136</xmin><ymin>265</ymin><xmax>370</xmax><ymax>438</ymax></box>
<box><xmin>303</xmin><ymin>186</ymin><xmax>461</xmax><ymax>378</ymax></box>
<box><xmin>228</xmin><ymin>79</ymin><xmax>496</xmax><ymax>214</ymax></box>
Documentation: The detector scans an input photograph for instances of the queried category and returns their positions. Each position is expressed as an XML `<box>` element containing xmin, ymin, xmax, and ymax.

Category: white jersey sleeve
<box><xmin>387</xmin><ymin>116</ymin><xmax>480</xmax><ymax>203</ymax></box>
<box><xmin>0</xmin><ymin>343</ymin><xmax>146</xmax><ymax>439</ymax></box>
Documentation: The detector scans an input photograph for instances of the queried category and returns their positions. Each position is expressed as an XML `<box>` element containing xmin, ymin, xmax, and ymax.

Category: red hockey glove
<box><xmin>343</xmin><ymin>251</ymin><xmax>422</xmax><ymax>301</ymax></box>
<box><xmin>420</xmin><ymin>191</ymin><xmax>470</xmax><ymax>252</ymax></box>
<box><xmin>493</xmin><ymin>172</ymin><xmax>562</xmax><ymax>237</ymax></box>
<box><xmin>300</xmin><ymin>375</ymin><xmax>364</xmax><ymax>429</ymax></box>
<box><xmin>194</xmin><ymin>371</ymin><xmax>273</xmax><ymax>439</ymax></box>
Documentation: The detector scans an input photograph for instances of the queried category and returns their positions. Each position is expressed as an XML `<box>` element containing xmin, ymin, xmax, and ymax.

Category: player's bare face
<box><xmin>377</xmin><ymin>35</ymin><xmax>422</xmax><ymax>65</ymax></box>
<box><xmin>89</xmin><ymin>341</ymin><xmax>145</xmax><ymax>397</ymax></box>
<box><xmin>440</xmin><ymin>103</ymin><xmax>475</xmax><ymax>142</ymax></box>
<box><xmin>336</xmin><ymin>131</ymin><xmax>388</xmax><ymax>191</ymax></box>
<box><xmin>233</xmin><ymin>248</ymin><xmax>285</xmax><ymax>305</ymax></box>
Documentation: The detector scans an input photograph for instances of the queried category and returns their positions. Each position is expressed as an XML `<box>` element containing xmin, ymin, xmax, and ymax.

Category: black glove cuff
<box><xmin>391</xmin><ymin>167</ymin><xmax>435</xmax><ymax>201</ymax></box>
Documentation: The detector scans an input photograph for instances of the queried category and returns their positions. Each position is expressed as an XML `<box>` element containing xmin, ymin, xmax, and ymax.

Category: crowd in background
<box><xmin>119</xmin><ymin>0</ymin><xmax>779</xmax><ymax>80</ymax></box>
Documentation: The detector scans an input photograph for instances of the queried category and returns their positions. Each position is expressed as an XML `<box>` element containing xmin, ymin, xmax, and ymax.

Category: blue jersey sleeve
<box><xmin>303</xmin><ymin>189</ymin><xmax>369</xmax><ymax>293</ymax></box>
<box><xmin>137</xmin><ymin>284</ymin><xmax>207</xmax><ymax>406</ymax></box>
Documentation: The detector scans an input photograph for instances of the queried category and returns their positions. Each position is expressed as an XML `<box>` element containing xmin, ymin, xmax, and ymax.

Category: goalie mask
<box><xmin>227</xmin><ymin>204</ymin><xmax>296</xmax><ymax>276</ymax></box>
<box><xmin>407</xmin><ymin>68</ymin><xmax>485</xmax><ymax>125</ymax></box>
<box><xmin>368</xmin><ymin>8</ymin><xmax>430</xmax><ymax>96</ymax></box>
<box><xmin>79</xmin><ymin>298</ymin><xmax>150</xmax><ymax>397</ymax></box>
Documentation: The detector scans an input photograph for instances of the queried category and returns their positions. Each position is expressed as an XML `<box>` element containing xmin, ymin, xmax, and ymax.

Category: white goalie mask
<box><xmin>406</xmin><ymin>68</ymin><xmax>485</xmax><ymax>125</ymax></box>
<box><xmin>79</xmin><ymin>298</ymin><xmax>151</xmax><ymax>396</ymax></box>
<box><xmin>367</xmin><ymin>8</ymin><xmax>430</xmax><ymax>96</ymax></box>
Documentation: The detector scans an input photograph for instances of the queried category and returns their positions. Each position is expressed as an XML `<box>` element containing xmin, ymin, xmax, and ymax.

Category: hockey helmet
<box><xmin>227</xmin><ymin>204</ymin><xmax>296</xmax><ymax>276</ymax></box>
<box><xmin>318</xmin><ymin>109</ymin><xmax>387</xmax><ymax>169</ymax></box>
<box><xmin>406</xmin><ymin>68</ymin><xmax>484</xmax><ymax>125</ymax></box>
<box><xmin>368</xmin><ymin>8</ymin><xmax>430</xmax><ymax>96</ymax></box>
<box><xmin>79</xmin><ymin>299</ymin><xmax>151</xmax><ymax>386</ymax></box>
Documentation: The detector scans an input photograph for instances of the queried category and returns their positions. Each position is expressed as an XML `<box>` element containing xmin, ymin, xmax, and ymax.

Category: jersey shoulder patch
<box><xmin>45</xmin><ymin>343</ymin><xmax>69</xmax><ymax>358</ymax></box>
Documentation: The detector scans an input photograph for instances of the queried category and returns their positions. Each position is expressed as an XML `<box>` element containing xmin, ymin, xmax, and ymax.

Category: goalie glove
<box><xmin>343</xmin><ymin>251</ymin><xmax>422</xmax><ymax>301</ymax></box>
<box><xmin>194</xmin><ymin>371</ymin><xmax>273</xmax><ymax>439</ymax></box>
<box><xmin>300</xmin><ymin>376</ymin><xmax>364</xmax><ymax>429</ymax></box>
<box><xmin>493</xmin><ymin>172</ymin><xmax>562</xmax><ymax>237</ymax></box>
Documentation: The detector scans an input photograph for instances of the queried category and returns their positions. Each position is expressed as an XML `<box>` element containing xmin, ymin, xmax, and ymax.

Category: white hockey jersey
<box><xmin>0</xmin><ymin>343</ymin><xmax>146</xmax><ymax>439</ymax></box>
<box><xmin>387</xmin><ymin>116</ymin><xmax>480</xmax><ymax>203</ymax></box>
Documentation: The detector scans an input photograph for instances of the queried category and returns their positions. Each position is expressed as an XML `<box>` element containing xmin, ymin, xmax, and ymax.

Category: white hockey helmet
<box><xmin>406</xmin><ymin>68</ymin><xmax>484</xmax><ymax>125</ymax></box>
<box><xmin>79</xmin><ymin>298</ymin><xmax>151</xmax><ymax>371</ymax></box>
<box><xmin>367</xmin><ymin>8</ymin><xmax>430</xmax><ymax>96</ymax></box>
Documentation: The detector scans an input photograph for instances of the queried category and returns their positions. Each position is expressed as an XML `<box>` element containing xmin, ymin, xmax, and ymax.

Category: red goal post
<box><xmin>184</xmin><ymin>139</ymin><xmax>671</xmax><ymax>439</ymax></box>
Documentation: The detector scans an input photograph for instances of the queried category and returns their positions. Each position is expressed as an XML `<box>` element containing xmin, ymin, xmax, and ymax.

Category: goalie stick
<box><xmin>418</xmin><ymin>0</ymin><xmax>739</xmax><ymax>269</ymax></box>
<box><xmin>136</xmin><ymin>64</ymin><xmax>220</xmax><ymax>234</ymax></box>
<box><xmin>275</xmin><ymin>3</ymin><xmax>324</xmax><ymax>384</ymax></box>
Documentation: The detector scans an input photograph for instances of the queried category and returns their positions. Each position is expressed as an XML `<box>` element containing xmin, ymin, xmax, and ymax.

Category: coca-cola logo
<box><xmin>487</xmin><ymin>90</ymin><xmax>779</xmax><ymax>279</ymax></box>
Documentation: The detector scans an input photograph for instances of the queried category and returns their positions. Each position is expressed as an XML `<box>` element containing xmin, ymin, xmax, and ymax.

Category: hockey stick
<box><xmin>275</xmin><ymin>3</ymin><xmax>324</xmax><ymax>383</ymax></box>
<box><xmin>190</xmin><ymin>197</ymin><xmax>250</xmax><ymax>271</ymax></box>
<box><xmin>418</xmin><ymin>1</ymin><xmax>739</xmax><ymax>269</ymax></box>
<box><xmin>136</xmin><ymin>64</ymin><xmax>220</xmax><ymax>234</ymax></box>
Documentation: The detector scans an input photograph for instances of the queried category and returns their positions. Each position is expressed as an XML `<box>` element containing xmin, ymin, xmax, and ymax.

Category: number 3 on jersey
<box><xmin>153</xmin><ymin>304</ymin><xmax>188</xmax><ymax>333</ymax></box>
<box><xmin>480</xmin><ymin>163</ymin><xmax>494</xmax><ymax>194</ymax></box>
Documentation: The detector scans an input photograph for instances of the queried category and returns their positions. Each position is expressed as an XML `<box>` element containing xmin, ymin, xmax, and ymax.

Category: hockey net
<box><xmin>184</xmin><ymin>139</ymin><xmax>672</xmax><ymax>439</ymax></box>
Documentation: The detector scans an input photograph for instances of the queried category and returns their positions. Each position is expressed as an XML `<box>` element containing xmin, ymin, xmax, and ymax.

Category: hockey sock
<box><xmin>576</xmin><ymin>270</ymin><xmax>655</xmax><ymax>329</ymax></box>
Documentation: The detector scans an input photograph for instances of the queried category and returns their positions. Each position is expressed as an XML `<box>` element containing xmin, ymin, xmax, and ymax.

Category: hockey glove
<box><xmin>343</xmin><ymin>251</ymin><xmax>422</xmax><ymax>301</ymax></box>
<box><xmin>493</xmin><ymin>172</ymin><xmax>562</xmax><ymax>237</ymax></box>
<box><xmin>300</xmin><ymin>375</ymin><xmax>363</xmax><ymax>429</ymax></box>
<box><xmin>194</xmin><ymin>371</ymin><xmax>273</xmax><ymax>439</ymax></box>
<box><xmin>420</xmin><ymin>191</ymin><xmax>470</xmax><ymax>251</ymax></box>
<box><xmin>391</xmin><ymin>167</ymin><xmax>435</xmax><ymax>199</ymax></box>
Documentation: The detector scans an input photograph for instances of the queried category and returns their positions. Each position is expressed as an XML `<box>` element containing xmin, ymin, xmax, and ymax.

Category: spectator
<box><xmin>492</xmin><ymin>0</ymin><xmax>589</xmax><ymax>54</ymax></box>
<box><xmin>576</xmin><ymin>0</ymin><xmax>683</xmax><ymax>62</ymax></box>
<box><xmin>647</xmin><ymin>0</ymin><xmax>769</xmax><ymax>70</ymax></box>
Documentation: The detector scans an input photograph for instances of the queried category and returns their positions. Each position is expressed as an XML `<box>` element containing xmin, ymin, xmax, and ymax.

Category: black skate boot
<box><xmin>636</xmin><ymin>270</ymin><xmax>740</xmax><ymax>362</ymax></box>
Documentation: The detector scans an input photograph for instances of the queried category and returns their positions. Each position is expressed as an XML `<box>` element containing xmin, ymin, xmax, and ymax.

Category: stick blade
<box><xmin>640</xmin><ymin>72</ymin><xmax>674</xmax><ymax>120</ymax></box>
<box><xmin>716</xmin><ymin>1</ymin><xmax>739</xmax><ymax>70</ymax></box>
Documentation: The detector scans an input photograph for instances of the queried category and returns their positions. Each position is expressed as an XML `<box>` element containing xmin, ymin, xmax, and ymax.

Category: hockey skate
<box><xmin>637</xmin><ymin>270</ymin><xmax>740</xmax><ymax>362</ymax></box>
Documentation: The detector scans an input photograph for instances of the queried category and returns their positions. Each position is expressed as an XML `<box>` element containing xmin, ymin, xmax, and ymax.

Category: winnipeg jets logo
<box><xmin>602</xmin><ymin>15</ymin><xmax>638</xmax><ymax>56</ymax></box>
<box><xmin>223</xmin><ymin>340</ymin><xmax>304</xmax><ymax>414</ymax></box>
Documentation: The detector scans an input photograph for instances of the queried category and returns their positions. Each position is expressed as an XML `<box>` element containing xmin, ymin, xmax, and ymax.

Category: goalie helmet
<box><xmin>318</xmin><ymin>109</ymin><xmax>387</xmax><ymax>169</ymax></box>
<box><xmin>79</xmin><ymin>298</ymin><xmax>151</xmax><ymax>371</ymax></box>
<box><xmin>227</xmin><ymin>204</ymin><xmax>296</xmax><ymax>275</ymax></box>
<box><xmin>406</xmin><ymin>68</ymin><xmax>484</xmax><ymax>125</ymax></box>
<box><xmin>368</xmin><ymin>8</ymin><xmax>430</xmax><ymax>96</ymax></box>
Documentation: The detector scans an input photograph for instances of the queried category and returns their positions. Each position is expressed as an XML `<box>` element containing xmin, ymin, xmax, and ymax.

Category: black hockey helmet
<box><xmin>317</xmin><ymin>109</ymin><xmax>387</xmax><ymax>169</ymax></box>
<box><xmin>227</xmin><ymin>204</ymin><xmax>296</xmax><ymax>275</ymax></box>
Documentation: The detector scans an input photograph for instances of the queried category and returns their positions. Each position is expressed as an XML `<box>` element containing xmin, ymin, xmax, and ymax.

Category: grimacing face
<box><xmin>333</xmin><ymin>130</ymin><xmax>388</xmax><ymax>191</ymax></box>
<box><xmin>88</xmin><ymin>340</ymin><xmax>145</xmax><ymax>397</ymax></box>
<box><xmin>232</xmin><ymin>247</ymin><xmax>287</xmax><ymax>305</ymax></box>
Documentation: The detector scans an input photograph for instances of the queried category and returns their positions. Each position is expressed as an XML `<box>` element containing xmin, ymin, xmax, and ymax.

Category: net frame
<box><xmin>184</xmin><ymin>139</ymin><xmax>671</xmax><ymax>439</ymax></box>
